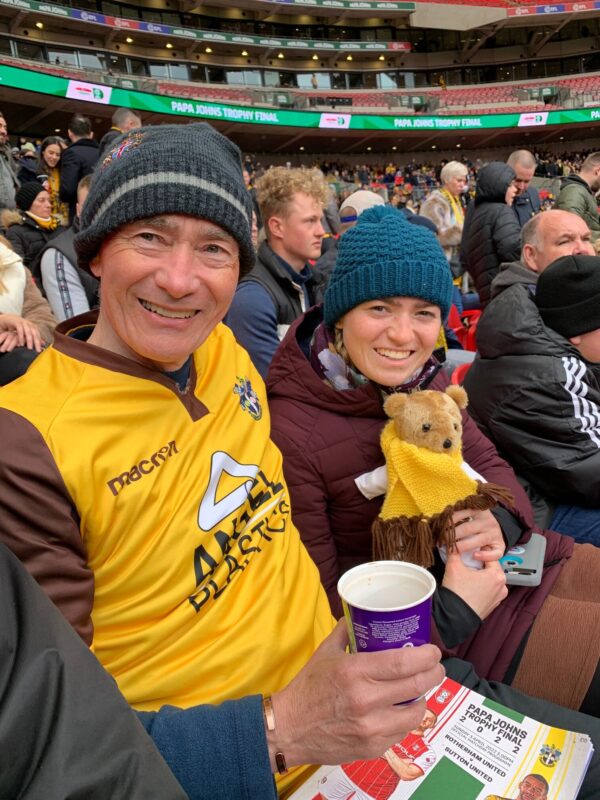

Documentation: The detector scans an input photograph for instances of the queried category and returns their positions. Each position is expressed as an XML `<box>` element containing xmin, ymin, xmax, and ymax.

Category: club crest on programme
<box><xmin>539</xmin><ymin>742</ymin><xmax>562</xmax><ymax>768</ymax></box>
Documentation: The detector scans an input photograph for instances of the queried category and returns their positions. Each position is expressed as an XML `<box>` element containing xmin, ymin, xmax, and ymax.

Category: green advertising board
<box><xmin>2</xmin><ymin>64</ymin><xmax>600</xmax><ymax>133</ymax></box>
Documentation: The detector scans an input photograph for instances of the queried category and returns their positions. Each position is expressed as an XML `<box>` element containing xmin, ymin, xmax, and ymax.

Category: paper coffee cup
<box><xmin>338</xmin><ymin>561</ymin><xmax>436</xmax><ymax>653</ymax></box>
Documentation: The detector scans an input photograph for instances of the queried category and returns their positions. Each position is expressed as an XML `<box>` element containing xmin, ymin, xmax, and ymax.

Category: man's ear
<box><xmin>569</xmin><ymin>334</ymin><xmax>582</xmax><ymax>347</ymax></box>
<box><xmin>89</xmin><ymin>254</ymin><xmax>102</xmax><ymax>279</ymax></box>
<box><xmin>266</xmin><ymin>215</ymin><xmax>284</xmax><ymax>242</ymax></box>
<box><xmin>521</xmin><ymin>243</ymin><xmax>539</xmax><ymax>273</ymax></box>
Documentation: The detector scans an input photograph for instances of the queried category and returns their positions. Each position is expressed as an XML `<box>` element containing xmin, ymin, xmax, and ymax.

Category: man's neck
<box><xmin>267</xmin><ymin>240</ymin><xmax>305</xmax><ymax>273</ymax></box>
<box><xmin>578</xmin><ymin>171</ymin><xmax>593</xmax><ymax>189</ymax></box>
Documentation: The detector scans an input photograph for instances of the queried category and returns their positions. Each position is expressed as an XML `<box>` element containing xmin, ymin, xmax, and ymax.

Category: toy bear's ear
<box><xmin>445</xmin><ymin>385</ymin><xmax>468</xmax><ymax>409</ymax></box>
<box><xmin>383</xmin><ymin>393</ymin><xmax>408</xmax><ymax>418</ymax></box>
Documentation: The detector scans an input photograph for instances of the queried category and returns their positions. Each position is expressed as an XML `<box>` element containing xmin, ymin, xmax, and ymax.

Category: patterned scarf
<box><xmin>46</xmin><ymin>167</ymin><xmax>70</xmax><ymax>226</ymax></box>
<box><xmin>309</xmin><ymin>321</ymin><xmax>440</xmax><ymax>394</ymax></box>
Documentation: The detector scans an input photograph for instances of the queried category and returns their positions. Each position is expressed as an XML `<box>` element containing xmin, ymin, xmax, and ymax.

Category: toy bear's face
<box><xmin>383</xmin><ymin>386</ymin><xmax>468</xmax><ymax>455</ymax></box>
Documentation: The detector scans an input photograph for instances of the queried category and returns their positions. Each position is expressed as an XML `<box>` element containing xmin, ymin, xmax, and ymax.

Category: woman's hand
<box><xmin>442</xmin><ymin>549</ymin><xmax>508</xmax><ymax>621</ymax></box>
<box><xmin>0</xmin><ymin>314</ymin><xmax>44</xmax><ymax>353</ymax></box>
<box><xmin>451</xmin><ymin>508</ymin><xmax>506</xmax><ymax>563</ymax></box>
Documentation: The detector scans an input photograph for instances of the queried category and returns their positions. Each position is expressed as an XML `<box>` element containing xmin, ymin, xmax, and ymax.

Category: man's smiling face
<box><xmin>88</xmin><ymin>214</ymin><xmax>239</xmax><ymax>372</ymax></box>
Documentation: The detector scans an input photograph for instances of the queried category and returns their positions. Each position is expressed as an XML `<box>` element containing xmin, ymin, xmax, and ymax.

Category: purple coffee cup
<box><xmin>338</xmin><ymin>561</ymin><xmax>436</xmax><ymax>653</ymax></box>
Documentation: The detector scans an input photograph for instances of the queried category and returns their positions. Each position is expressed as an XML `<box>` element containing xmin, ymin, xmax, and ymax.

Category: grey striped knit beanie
<box><xmin>75</xmin><ymin>123</ymin><xmax>254</xmax><ymax>275</ymax></box>
<box><xmin>323</xmin><ymin>205</ymin><xmax>453</xmax><ymax>327</ymax></box>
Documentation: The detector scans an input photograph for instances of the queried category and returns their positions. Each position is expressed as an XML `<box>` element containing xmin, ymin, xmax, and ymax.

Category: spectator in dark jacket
<box><xmin>555</xmin><ymin>152</ymin><xmax>600</xmax><ymax>242</ymax></box>
<box><xmin>464</xmin><ymin>162</ymin><xmax>521</xmax><ymax>308</ymax></box>
<box><xmin>59</xmin><ymin>114</ymin><xmax>99</xmax><ymax>221</ymax></box>
<box><xmin>16</xmin><ymin>142</ymin><xmax>39</xmax><ymax>185</ymax></box>
<box><xmin>1</xmin><ymin>182</ymin><xmax>65</xmax><ymax>291</ymax></box>
<box><xmin>465</xmin><ymin>210</ymin><xmax>595</xmax><ymax>530</ymax></box>
<box><xmin>466</xmin><ymin>243</ymin><xmax>600</xmax><ymax>552</ymax></box>
<box><xmin>98</xmin><ymin>107</ymin><xmax>142</xmax><ymax>159</ymax></box>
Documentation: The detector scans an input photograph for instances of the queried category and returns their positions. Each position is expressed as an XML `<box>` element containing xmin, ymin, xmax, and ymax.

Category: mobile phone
<box><xmin>500</xmin><ymin>533</ymin><xmax>547</xmax><ymax>587</ymax></box>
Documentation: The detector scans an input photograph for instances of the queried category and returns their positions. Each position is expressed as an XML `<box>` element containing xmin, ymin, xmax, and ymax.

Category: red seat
<box><xmin>451</xmin><ymin>362</ymin><xmax>472</xmax><ymax>385</ymax></box>
<box><xmin>449</xmin><ymin>307</ymin><xmax>481</xmax><ymax>352</ymax></box>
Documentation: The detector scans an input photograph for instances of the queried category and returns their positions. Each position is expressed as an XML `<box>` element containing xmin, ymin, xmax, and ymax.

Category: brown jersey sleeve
<box><xmin>0</xmin><ymin>409</ymin><xmax>94</xmax><ymax>644</ymax></box>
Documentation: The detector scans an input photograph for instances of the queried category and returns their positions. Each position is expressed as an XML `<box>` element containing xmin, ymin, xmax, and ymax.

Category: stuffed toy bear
<box><xmin>372</xmin><ymin>386</ymin><xmax>513</xmax><ymax>569</ymax></box>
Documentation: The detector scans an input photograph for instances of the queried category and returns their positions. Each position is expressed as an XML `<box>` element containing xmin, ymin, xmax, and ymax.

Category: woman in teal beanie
<box><xmin>265</xmin><ymin>205</ymin><xmax>600</xmax><ymax>797</ymax></box>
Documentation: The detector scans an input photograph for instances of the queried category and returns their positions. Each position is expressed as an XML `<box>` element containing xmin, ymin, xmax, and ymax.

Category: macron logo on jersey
<box><xmin>107</xmin><ymin>440</ymin><xmax>179</xmax><ymax>496</ymax></box>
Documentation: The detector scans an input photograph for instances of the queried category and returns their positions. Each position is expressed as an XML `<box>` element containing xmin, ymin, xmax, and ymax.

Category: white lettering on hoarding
<box><xmin>38</xmin><ymin>3</ymin><xmax>69</xmax><ymax>14</ymax></box>
<box><xmin>0</xmin><ymin>0</ymin><xmax>33</xmax><ymax>8</ymax></box>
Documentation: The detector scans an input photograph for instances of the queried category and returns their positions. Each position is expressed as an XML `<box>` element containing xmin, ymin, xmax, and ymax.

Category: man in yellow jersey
<box><xmin>0</xmin><ymin>122</ymin><xmax>443</xmax><ymax>798</ymax></box>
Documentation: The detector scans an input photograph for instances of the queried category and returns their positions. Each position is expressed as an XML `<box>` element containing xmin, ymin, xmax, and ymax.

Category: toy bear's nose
<box><xmin>443</xmin><ymin>439</ymin><xmax>452</xmax><ymax>450</ymax></box>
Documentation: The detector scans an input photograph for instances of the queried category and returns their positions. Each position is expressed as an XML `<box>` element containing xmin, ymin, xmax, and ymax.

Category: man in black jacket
<box><xmin>60</xmin><ymin>114</ymin><xmax>99</xmax><ymax>221</ymax></box>
<box><xmin>464</xmin><ymin>210</ymin><xmax>600</xmax><ymax>540</ymax></box>
<box><xmin>463</xmin><ymin>161</ymin><xmax>521</xmax><ymax>308</ymax></box>
<box><xmin>98</xmin><ymin>107</ymin><xmax>142</xmax><ymax>158</ymax></box>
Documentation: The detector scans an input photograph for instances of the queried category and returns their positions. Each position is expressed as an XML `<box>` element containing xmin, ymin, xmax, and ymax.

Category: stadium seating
<box><xmin>1</xmin><ymin>54</ymin><xmax>598</xmax><ymax>116</ymax></box>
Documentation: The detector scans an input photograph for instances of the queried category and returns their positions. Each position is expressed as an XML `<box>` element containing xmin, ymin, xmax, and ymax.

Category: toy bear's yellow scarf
<box><xmin>379</xmin><ymin>423</ymin><xmax>477</xmax><ymax>518</ymax></box>
<box><xmin>373</xmin><ymin>419</ymin><xmax>514</xmax><ymax>568</ymax></box>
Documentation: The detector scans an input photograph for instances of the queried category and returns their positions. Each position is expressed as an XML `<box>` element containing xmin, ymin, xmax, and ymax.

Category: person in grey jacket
<box><xmin>464</xmin><ymin>162</ymin><xmax>521</xmax><ymax>308</ymax></box>
<box><xmin>555</xmin><ymin>152</ymin><xmax>600</xmax><ymax>242</ymax></box>
<box><xmin>465</xmin><ymin>218</ymin><xmax>600</xmax><ymax>542</ymax></box>
<box><xmin>507</xmin><ymin>150</ymin><xmax>541</xmax><ymax>228</ymax></box>
<box><xmin>0</xmin><ymin>112</ymin><xmax>19</xmax><ymax>210</ymax></box>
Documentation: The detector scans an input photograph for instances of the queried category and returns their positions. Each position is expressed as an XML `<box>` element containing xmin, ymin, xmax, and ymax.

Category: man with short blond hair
<box><xmin>226</xmin><ymin>165</ymin><xmax>329</xmax><ymax>377</ymax></box>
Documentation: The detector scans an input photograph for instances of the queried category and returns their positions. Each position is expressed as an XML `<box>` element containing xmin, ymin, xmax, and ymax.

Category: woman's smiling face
<box><xmin>42</xmin><ymin>143</ymin><xmax>61</xmax><ymax>169</ymax></box>
<box><xmin>335</xmin><ymin>296</ymin><xmax>442</xmax><ymax>386</ymax></box>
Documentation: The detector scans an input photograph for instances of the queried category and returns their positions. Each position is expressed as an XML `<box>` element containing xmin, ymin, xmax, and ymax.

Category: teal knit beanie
<box><xmin>323</xmin><ymin>205</ymin><xmax>453</xmax><ymax>327</ymax></box>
